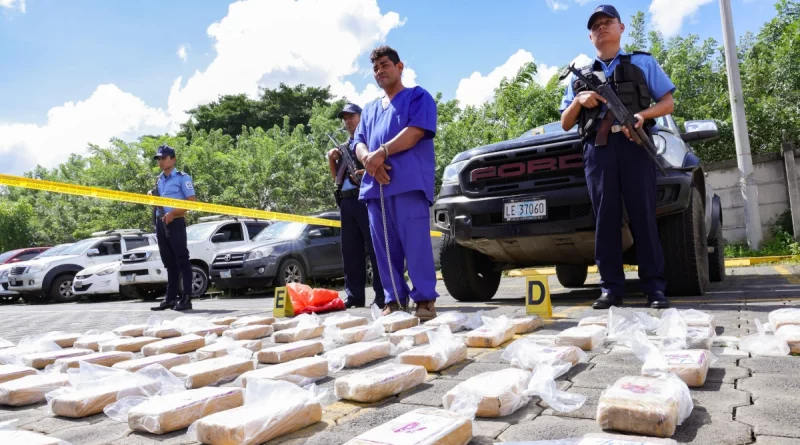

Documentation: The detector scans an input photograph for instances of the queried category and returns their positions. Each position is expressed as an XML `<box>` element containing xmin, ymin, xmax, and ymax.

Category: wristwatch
<box><xmin>380</xmin><ymin>143</ymin><xmax>389</xmax><ymax>157</ymax></box>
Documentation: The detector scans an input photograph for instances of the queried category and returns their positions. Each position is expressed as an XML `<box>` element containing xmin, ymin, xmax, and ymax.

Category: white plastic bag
<box><xmin>425</xmin><ymin>311</ymin><xmax>471</xmax><ymax>332</ymax></box>
<box><xmin>607</xmin><ymin>307</ymin><xmax>645</xmax><ymax>341</ymax></box>
<box><xmin>554</xmin><ymin>325</ymin><xmax>606</xmax><ymax>351</ymax></box>
<box><xmin>501</xmin><ymin>338</ymin><xmax>587</xmax><ymax>370</ymax></box>
<box><xmin>679</xmin><ymin>309</ymin><xmax>716</xmax><ymax>329</ymax></box>
<box><xmin>335</xmin><ymin>364</ymin><xmax>427</xmax><ymax>403</ymax></box>
<box><xmin>463</xmin><ymin>315</ymin><xmax>515</xmax><ymax>347</ymax></box>
<box><xmin>0</xmin><ymin>419</ymin><xmax>73</xmax><ymax>445</ymax></box>
<box><xmin>776</xmin><ymin>324</ymin><xmax>800</xmax><ymax>354</ymax></box>
<box><xmin>0</xmin><ymin>337</ymin><xmax>61</xmax><ymax>366</ymax></box>
<box><xmin>376</xmin><ymin>311</ymin><xmax>419</xmax><ymax>333</ymax></box>
<box><xmin>768</xmin><ymin>308</ymin><xmax>800</xmax><ymax>330</ymax></box>
<box><xmin>523</xmin><ymin>362</ymin><xmax>586</xmax><ymax>413</ymax></box>
<box><xmin>230</xmin><ymin>315</ymin><xmax>276</xmax><ymax>328</ymax></box>
<box><xmin>323</xmin><ymin>319</ymin><xmax>385</xmax><ymax>346</ymax></box>
<box><xmin>323</xmin><ymin>313</ymin><xmax>368</xmax><ymax>330</ymax></box>
<box><xmin>740</xmin><ymin>318</ymin><xmax>790</xmax><ymax>356</ymax></box>
<box><xmin>657</xmin><ymin>309</ymin><xmax>688</xmax><ymax>350</ymax></box>
<box><xmin>443</xmin><ymin>368</ymin><xmax>532</xmax><ymax>418</ymax></box>
<box><xmin>74</xmin><ymin>331</ymin><xmax>119</xmax><ymax>351</ymax></box>
<box><xmin>324</xmin><ymin>341</ymin><xmax>391</xmax><ymax>372</ymax></box>
<box><xmin>257</xmin><ymin>339</ymin><xmax>323</xmax><ymax>364</ymax></box>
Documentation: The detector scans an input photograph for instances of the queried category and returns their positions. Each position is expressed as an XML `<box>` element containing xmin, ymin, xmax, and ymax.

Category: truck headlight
<box><xmin>27</xmin><ymin>263</ymin><xmax>51</xmax><ymax>274</ymax></box>
<box><xmin>0</xmin><ymin>270</ymin><xmax>7</xmax><ymax>279</ymax></box>
<box><xmin>246</xmin><ymin>248</ymin><xmax>273</xmax><ymax>261</ymax></box>
<box><xmin>442</xmin><ymin>160</ymin><xmax>467</xmax><ymax>185</ymax></box>
<box><xmin>654</xmin><ymin>134</ymin><xmax>667</xmax><ymax>155</ymax></box>
<box><xmin>147</xmin><ymin>252</ymin><xmax>161</xmax><ymax>262</ymax></box>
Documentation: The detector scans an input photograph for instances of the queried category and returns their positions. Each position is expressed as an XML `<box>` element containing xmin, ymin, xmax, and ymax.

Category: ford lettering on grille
<box><xmin>469</xmin><ymin>154</ymin><xmax>584</xmax><ymax>182</ymax></box>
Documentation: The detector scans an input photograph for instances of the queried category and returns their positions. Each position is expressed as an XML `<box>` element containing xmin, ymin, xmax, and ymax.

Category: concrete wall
<box><xmin>705</xmin><ymin>150</ymin><xmax>799</xmax><ymax>243</ymax></box>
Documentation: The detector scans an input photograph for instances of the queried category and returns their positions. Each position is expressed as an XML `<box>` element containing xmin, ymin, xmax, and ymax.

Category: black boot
<box><xmin>646</xmin><ymin>291</ymin><xmax>669</xmax><ymax>309</ymax></box>
<box><xmin>344</xmin><ymin>297</ymin><xmax>364</xmax><ymax>309</ymax></box>
<box><xmin>592</xmin><ymin>292</ymin><xmax>624</xmax><ymax>309</ymax></box>
<box><xmin>150</xmin><ymin>300</ymin><xmax>174</xmax><ymax>311</ymax></box>
<box><xmin>173</xmin><ymin>296</ymin><xmax>193</xmax><ymax>311</ymax></box>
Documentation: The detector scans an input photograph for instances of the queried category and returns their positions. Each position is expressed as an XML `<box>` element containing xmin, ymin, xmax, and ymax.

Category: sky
<box><xmin>0</xmin><ymin>0</ymin><xmax>780</xmax><ymax>175</ymax></box>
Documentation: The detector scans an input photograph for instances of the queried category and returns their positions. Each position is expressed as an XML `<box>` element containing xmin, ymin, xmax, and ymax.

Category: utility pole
<box><xmin>719</xmin><ymin>0</ymin><xmax>762</xmax><ymax>249</ymax></box>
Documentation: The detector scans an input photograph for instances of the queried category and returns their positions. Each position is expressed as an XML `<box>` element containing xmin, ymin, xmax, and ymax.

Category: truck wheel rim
<box><xmin>60</xmin><ymin>281</ymin><xmax>73</xmax><ymax>298</ymax></box>
<box><xmin>192</xmin><ymin>271</ymin><xmax>204</xmax><ymax>294</ymax></box>
<box><xmin>285</xmin><ymin>264</ymin><xmax>301</xmax><ymax>283</ymax></box>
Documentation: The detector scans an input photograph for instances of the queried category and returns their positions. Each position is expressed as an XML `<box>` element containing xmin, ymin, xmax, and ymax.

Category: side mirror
<box><xmin>86</xmin><ymin>248</ymin><xmax>100</xmax><ymax>257</ymax></box>
<box><xmin>211</xmin><ymin>233</ymin><xmax>226</xmax><ymax>243</ymax></box>
<box><xmin>308</xmin><ymin>229</ymin><xmax>323</xmax><ymax>239</ymax></box>
<box><xmin>681</xmin><ymin>120</ymin><xmax>720</xmax><ymax>144</ymax></box>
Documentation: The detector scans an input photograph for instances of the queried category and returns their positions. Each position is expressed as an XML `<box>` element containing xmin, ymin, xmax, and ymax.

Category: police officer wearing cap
<box><xmin>560</xmin><ymin>5</ymin><xmax>676</xmax><ymax>309</ymax></box>
<box><xmin>150</xmin><ymin>145</ymin><xmax>197</xmax><ymax>311</ymax></box>
<box><xmin>327</xmin><ymin>103</ymin><xmax>386</xmax><ymax>309</ymax></box>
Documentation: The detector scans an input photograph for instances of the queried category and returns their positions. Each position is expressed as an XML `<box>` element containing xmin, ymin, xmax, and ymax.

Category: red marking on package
<box><xmin>620</xmin><ymin>382</ymin><xmax>656</xmax><ymax>394</ymax></box>
<box><xmin>393</xmin><ymin>422</ymin><xmax>427</xmax><ymax>434</ymax></box>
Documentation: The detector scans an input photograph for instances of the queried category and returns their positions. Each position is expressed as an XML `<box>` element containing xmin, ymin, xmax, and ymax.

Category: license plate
<box><xmin>9</xmin><ymin>278</ymin><xmax>17</xmax><ymax>286</ymax></box>
<box><xmin>74</xmin><ymin>281</ymin><xmax>83</xmax><ymax>288</ymax></box>
<box><xmin>220</xmin><ymin>270</ymin><xmax>232</xmax><ymax>279</ymax></box>
<box><xmin>503</xmin><ymin>197</ymin><xmax>547</xmax><ymax>221</ymax></box>
<box><xmin>125</xmin><ymin>275</ymin><xmax>135</xmax><ymax>282</ymax></box>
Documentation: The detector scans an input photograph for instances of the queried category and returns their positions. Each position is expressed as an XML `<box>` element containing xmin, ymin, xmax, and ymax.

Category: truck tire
<box><xmin>708</xmin><ymin>216</ymin><xmax>725</xmax><ymax>283</ymax></box>
<box><xmin>50</xmin><ymin>274</ymin><xmax>80</xmax><ymax>303</ymax></box>
<box><xmin>127</xmin><ymin>287</ymin><xmax>161</xmax><ymax>301</ymax></box>
<box><xmin>188</xmin><ymin>265</ymin><xmax>209</xmax><ymax>297</ymax></box>
<box><xmin>440</xmin><ymin>234</ymin><xmax>501</xmax><ymax>302</ymax></box>
<box><xmin>658</xmin><ymin>187</ymin><xmax>709</xmax><ymax>296</ymax></box>
<box><xmin>0</xmin><ymin>294</ymin><xmax>20</xmax><ymax>305</ymax></box>
<box><xmin>555</xmin><ymin>265</ymin><xmax>589</xmax><ymax>288</ymax></box>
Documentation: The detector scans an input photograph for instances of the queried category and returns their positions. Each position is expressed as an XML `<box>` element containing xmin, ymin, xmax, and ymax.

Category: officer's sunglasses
<box><xmin>591</xmin><ymin>18</ymin><xmax>618</xmax><ymax>32</ymax></box>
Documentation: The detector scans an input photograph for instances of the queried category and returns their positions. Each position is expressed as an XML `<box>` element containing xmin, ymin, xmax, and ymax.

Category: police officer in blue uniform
<box><xmin>327</xmin><ymin>102</ymin><xmax>386</xmax><ymax>309</ymax></box>
<box><xmin>354</xmin><ymin>46</ymin><xmax>440</xmax><ymax>320</ymax></box>
<box><xmin>150</xmin><ymin>145</ymin><xmax>197</xmax><ymax>312</ymax></box>
<box><xmin>560</xmin><ymin>5</ymin><xmax>676</xmax><ymax>309</ymax></box>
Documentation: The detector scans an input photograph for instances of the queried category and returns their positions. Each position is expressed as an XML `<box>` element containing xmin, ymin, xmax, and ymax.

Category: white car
<box><xmin>8</xmin><ymin>230</ymin><xmax>156</xmax><ymax>304</ymax></box>
<box><xmin>0</xmin><ymin>243</ymin><xmax>74</xmax><ymax>305</ymax></box>
<box><xmin>72</xmin><ymin>234</ymin><xmax>157</xmax><ymax>299</ymax></box>
<box><xmin>118</xmin><ymin>217</ymin><xmax>272</xmax><ymax>301</ymax></box>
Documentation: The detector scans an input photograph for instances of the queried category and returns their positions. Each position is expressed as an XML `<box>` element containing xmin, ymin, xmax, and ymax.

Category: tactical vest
<box><xmin>573</xmin><ymin>51</ymin><xmax>654</xmax><ymax>138</ymax></box>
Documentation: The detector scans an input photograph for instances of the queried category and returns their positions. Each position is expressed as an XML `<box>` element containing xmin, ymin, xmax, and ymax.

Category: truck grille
<box><xmin>462</xmin><ymin>140</ymin><xmax>585</xmax><ymax>196</ymax></box>
<box><xmin>123</xmin><ymin>252</ymin><xmax>148</xmax><ymax>263</ymax></box>
<box><xmin>473</xmin><ymin>203</ymin><xmax>592</xmax><ymax>227</ymax></box>
<box><xmin>212</xmin><ymin>253</ymin><xmax>245</xmax><ymax>270</ymax></box>
<box><xmin>10</xmin><ymin>267</ymin><xmax>26</xmax><ymax>276</ymax></box>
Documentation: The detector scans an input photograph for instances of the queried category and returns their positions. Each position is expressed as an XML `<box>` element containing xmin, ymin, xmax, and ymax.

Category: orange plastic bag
<box><xmin>286</xmin><ymin>283</ymin><xmax>313</xmax><ymax>313</ymax></box>
<box><xmin>286</xmin><ymin>284</ymin><xmax>342</xmax><ymax>314</ymax></box>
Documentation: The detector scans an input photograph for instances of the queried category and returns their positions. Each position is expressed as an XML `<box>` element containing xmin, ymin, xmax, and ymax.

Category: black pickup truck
<box><xmin>432</xmin><ymin>115</ymin><xmax>724</xmax><ymax>301</ymax></box>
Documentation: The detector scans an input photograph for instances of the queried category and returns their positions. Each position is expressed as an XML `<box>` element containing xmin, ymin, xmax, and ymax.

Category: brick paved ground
<box><xmin>0</xmin><ymin>265</ymin><xmax>799</xmax><ymax>445</ymax></box>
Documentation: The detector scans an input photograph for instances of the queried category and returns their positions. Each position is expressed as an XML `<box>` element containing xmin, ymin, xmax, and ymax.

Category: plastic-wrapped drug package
<box><xmin>501</xmin><ymin>339</ymin><xmax>587</xmax><ymax>370</ymax></box>
<box><xmin>442</xmin><ymin>368</ymin><xmax>531</xmax><ymax>418</ymax></box>
<box><xmin>740</xmin><ymin>319</ymin><xmax>790</xmax><ymax>356</ymax></box>
<box><xmin>99</xmin><ymin>337</ymin><xmax>160</xmax><ymax>353</ymax></box>
<box><xmin>272</xmin><ymin>318</ymin><xmax>300</xmax><ymax>331</ymax></box>
<box><xmin>344</xmin><ymin>407</ymin><xmax>472</xmax><ymax>445</ymax></box>
<box><xmin>327</xmin><ymin>323</ymin><xmax>385</xmax><ymax>345</ymax></box>
<box><xmin>776</xmin><ymin>325</ymin><xmax>800</xmax><ymax>354</ymax></box>
<box><xmin>396</xmin><ymin>325</ymin><xmax>468</xmax><ymax>372</ymax></box>
<box><xmin>680</xmin><ymin>309</ymin><xmax>716</xmax><ymax>330</ymax></box>
<box><xmin>50</xmin><ymin>380</ymin><xmax>153</xmax><ymax>418</ymax></box>
<box><xmin>188</xmin><ymin>379</ymin><xmax>322</xmax><ymax>445</ymax></box>
<box><xmin>188</xmin><ymin>325</ymin><xmax>229</xmax><ymax>337</ymax></box>
<box><xmin>257</xmin><ymin>340</ymin><xmax>323</xmax><ymax>364</ymax></box>
<box><xmin>389</xmin><ymin>326</ymin><xmax>436</xmax><ymax>346</ymax></box>
<box><xmin>142</xmin><ymin>335</ymin><xmax>205</xmax><ymax>357</ymax></box>
<box><xmin>73</xmin><ymin>332</ymin><xmax>119</xmax><ymax>351</ymax></box>
<box><xmin>54</xmin><ymin>351</ymin><xmax>134</xmax><ymax>369</ymax></box>
<box><xmin>239</xmin><ymin>356</ymin><xmax>329</xmax><ymax>387</ymax></box>
<box><xmin>43</xmin><ymin>332</ymin><xmax>81</xmax><ymax>348</ymax></box>
<box><xmin>222</xmin><ymin>325</ymin><xmax>273</xmax><ymax>341</ymax></box>
<box><xmin>335</xmin><ymin>364</ymin><xmax>427</xmax><ymax>403</ymax></box>
<box><xmin>424</xmin><ymin>312</ymin><xmax>471</xmax><ymax>333</ymax></box>
<box><xmin>769</xmin><ymin>308</ymin><xmax>800</xmax><ymax>330</ymax></box>
<box><xmin>125</xmin><ymin>387</ymin><xmax>244</xmax><ymax>435</ymax></box>
<box><xmin>661</xmin><ymin>350</ymin><xmax>712</xmax><ymax>387</ymax></box>
<box><xmin>324</xmin><ymin>313</ymin><xmax>368</xmax><ymax>330</ymax></box>
<box><xmin>379</xmin><ymin>312</ymin><xmax>420</xmax><ymax>333</ymax></box>
<box><xmin>463</xmin><ymin>316</ymin><xmax>515</xmax><ymax>348</ymax></box>
<box><xmin>596</xmin><ymin>374</ymin><xmax>693</xmax><ymax>438</ymax></box>
<box><xmin>510</xmin><ymin>315</ymin><xmax>544</xmax><ymax>335</ymax></box>
<box><xmin>230</xmin><ymin>315</ymin><xmax>276</xmax><ymax>328</ymax></box>
<box><xmin>685</xmin><ymin>326</ymin><xmax>715</xmax><ymax>349</ymax></box>
<box><xmin>578</xmin><ymin>315</ymin><xmax>608</xmax><ymax>328</ymax></box>
<box><xmin>144</xmin><ymin>326</ymin><xmax>181</xmax><ymax>339</ymax></box>
<box><xmin>112</xmin><ymin>324</ymin><xmax>150</xmax><ymax>337</ymax></box>
<box><xmin>0</xmin><ymin>373</ymin><xmax>69</xmax><ymax>406</ymax></box>
<box><xmin>23</xmin><ymin>348</ymin><xmax>94</xmax><ymax>369</ymax></box>
<box><xmin>112</xmin><ymin>353</ymin><xmax>190</xmax><ymax>372</ymax></box>
<box><xmin>555</xmin><ymin>326</ymin><xmax>607</xmax><ymax>351</ymax></box>
<box><xmin>325</xmin><ymin>341</ymin><xmax>391</xmax><ymax>370</ymax></box>
<box><xmin>171</xmin><ymin>356</ymin><xmax>256</xmax><ymax>389</ymax></box>
<box><xmin>210</xmin><ymin>316</ymin><xmax>238</xmax><ymax>326</ymax></box>
<box><xmin>195</xmin><ymin>339</ymin><xmax>241</xmax><ymax>361</ymax></box>
<box><xmin>0</xmin><ymin>340</ymin><xmax>60</xmax><ymax>366</ymax></box>
<box><xmin>236</xmin><ymin>338</ymin><xmax>272</xmax><ymax>353</ymax></box>
<box><xmin>273</xmin><ymin>325</ymin><xmax>323</xmax><ymax>343</ymax></box>
<box><xmin>0</xmin><ymin>364</ymin><xmax>37</xmax><ymax>384</ymax></box>
<box><xmin>0</xmin><ymin>429</ymin><xmax>71</xmax><ymax>445</ymax></box>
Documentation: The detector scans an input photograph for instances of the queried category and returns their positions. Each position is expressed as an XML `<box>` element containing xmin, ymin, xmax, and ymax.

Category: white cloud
<box><xmin>649</xmin><ymin>0</ymin><xmax>714</xmax><ymax>37</ymax></box>
<box><xmin>0</xmin><ymin>0</ymin><xmax>25</xmax><ymax>12</ymax></box>
<box><xmin>177</xmin><ymin>44</ymin><xmax>189</xmax><ymax>62</ymax></box>
<box><xmin>0</xmin><ymin>85</ymin><xmax>170</xmax><ymax>174</ymax></box>
<box><xmin>545</xmin><ymin>0</ymin><xmax>569</xmax><ymax>11</ymax></box>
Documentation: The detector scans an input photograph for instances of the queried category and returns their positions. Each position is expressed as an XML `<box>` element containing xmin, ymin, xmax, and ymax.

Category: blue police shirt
<box><xmin>156</xmin><ymin>169</ymin><xmax>195</xmax><ymax>216</ymax></box>
<box><xmin>560</xmin><ymin>49</ymin><xmax>676</xmax><ymax>115</ymax></box>
<box><xmin>340</xmin><ymin>138</ymin><xmax>357</xmax><ymax>192</ymax></box>
<box><xmin>354</xmin><ymin>86</ymin><xmax>438</xmax><ymax>204</ymax></box>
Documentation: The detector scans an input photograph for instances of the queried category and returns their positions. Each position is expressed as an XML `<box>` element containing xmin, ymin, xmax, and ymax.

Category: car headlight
<box><xmin>96</xmin><ymin>265</ymin><xmax>120</xmax><ymax>276</ymax></box>
<box><xmin>246</xmin><ymin>247</ymin><xmax>273</xmax><ymax>261</ymax></box>
<box><xmin>146</xmin><ymin>252</ymin><xmax>161</xmax><ymax>262</ymax></box>
<box><xmin>442</xmin><ymin>160</ymin><xmax>468</xmax><ymax>185</ymax></box>
<box><xmin>654</xmin><ymin>134</ymin><xmax>667</xmax><ymax>155</ymax></box>
<box><xmin>27</xmin><ymin>263</ymin><xmax>51</xmax><ymax>274</ymax></box>
<box><xmin>0</xmin><ymin>270</ymin><xmax>7</xmax><ymax>279</ymax></box>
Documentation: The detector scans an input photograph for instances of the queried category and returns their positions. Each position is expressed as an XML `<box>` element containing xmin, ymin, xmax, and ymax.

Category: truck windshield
<box><xmin>34</xmin><ymin>244</ymin><xmax>73</xmax><ymax>259</ymax></box>
<box><xmin>253</xmin><ymin>222</ymin><xmax>307</xmax><ymax>242</ymax></box>
<box><xmin>186</xmin><ymin>223</ymin><xmax>219</xmax><ymax>242</ymax></box>
<box><xmin>59</xmin><ymin>238</ymin><xmax>99</xmax><ymax>256</ymax></box>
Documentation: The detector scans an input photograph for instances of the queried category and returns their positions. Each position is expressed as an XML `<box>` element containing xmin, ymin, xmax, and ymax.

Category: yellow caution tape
<box><xmin>0</xmin><ymin>174</ymin><xmax>442</xmax><ymax>237</ymax></box>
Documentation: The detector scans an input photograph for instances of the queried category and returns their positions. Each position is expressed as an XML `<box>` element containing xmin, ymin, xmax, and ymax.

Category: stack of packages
<box><xmin>335</xmin><ymin>363</ymin><xmax>427</xmax><ymax>403</ymax></box>
<box><xmin>258</xmin><ymin>339</ymin><xmax>323</xmax><ymax>364</ymax></box>
<box><xmin>324</xmin><ymin>341</ymin><xmax>392</xmax><ymax>372</ymax></box>
<box><xmin>188</xmin><ymin>378</ymin><xmax>327</xmax><ymax>445</ymax></box>
<box><xmin>171</xmin><ymin>346</ymin><xmax>255</xmax><ymax>389</ymax></box>
<box><xmin>396</xmin><ymin>325</ymin><xmax>468</xmax><ymax>372</ymax></box>
<box><xmin>554</xmin><ymin>325</ymin><xmax>607</xmax><ymax>351</ymax></box>
<box><xmin>224</xmin><ymin>315</ymin><xmax>275</xmax><ymax>341</ymax></box>
<box><xmin>46</xmin><ymin>362</ymin><xmax>183</xmax><ymax>418</ymax></box>
<box><xmin>343</xmin><ymin>408</ymin><xmax>472</xmax><ymax>445</ymax></box>
<box><xmin>142</xmin><ymin>334</ymin><xmax>206</xmax><ymax>357</ymax></box>
<box><xmin>462</xmin><ymin>315</ymin><xmax>515</xmax><ymax>348</ymax></box>
<box><xmin>323</xmin><ymin>316</ymin><xmax>385</xmax><ymax>345</ymax></box>
<box><xmin>274</xmin><ymin>314</ymin><xmax>324</xmax><ymax>343</ymax></box>
<box><xmin>0</xmin><ymin>420</ymin><xmax>73</xmax><ymax>445</ymax></box>
<box><xmin>769</xmin><ymin>308</ymin><xmax>800</xmax><ymax>354</ymax></box>
<box><xmin>239</xmin><ymin>356</ymin><xmax>329</xmax><ymax>387</ymax></box>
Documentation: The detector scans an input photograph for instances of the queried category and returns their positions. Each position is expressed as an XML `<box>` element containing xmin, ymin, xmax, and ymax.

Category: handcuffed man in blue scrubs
<box><xmin>353</xmin><ymin>45</ymin><xmax>439</xmax><ymax>320</ymax></box>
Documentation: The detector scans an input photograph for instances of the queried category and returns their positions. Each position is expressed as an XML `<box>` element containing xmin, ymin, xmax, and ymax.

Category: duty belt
<box><xmin>340</xmin><ymin>189</ymin><xmax>360</xmax><ymax>199</ymax></box>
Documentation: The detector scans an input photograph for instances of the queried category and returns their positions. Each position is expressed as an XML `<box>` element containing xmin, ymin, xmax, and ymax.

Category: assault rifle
<box><xmin>566</xmin><ymin>64</ymin><xmax>668</xmax><ymax>176</ymax></box>
<box><xmin>328</xmin><ymin>133</ymin><xmax>363</xmax><ymax>206</ymax></box>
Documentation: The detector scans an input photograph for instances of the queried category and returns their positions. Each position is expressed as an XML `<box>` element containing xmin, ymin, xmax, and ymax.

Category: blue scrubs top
<box><xmin>354</xmin><ymin>86</ymin><xmax>438</xmax><ymax>205</ymax></box>
<box><xmin>156</xmin><ymin>169</ymin><xmax>195</xmax><ymax>216</ymax></box>
<box><xmin>560</xmin><ymin>49</ymin><xmax>675</xmax><ymax>114</ymax></box>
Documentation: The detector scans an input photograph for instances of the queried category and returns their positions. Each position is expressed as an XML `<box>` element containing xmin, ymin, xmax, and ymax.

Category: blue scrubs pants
<box><xmin>366</xmin><ymin>190</ymin><xmax>439</xmax><ymax>305</ymax></box>
<box><xmin>584</xmin><ymin>131</ymin><xmax>666</xmax><ymax>296</ymax></box>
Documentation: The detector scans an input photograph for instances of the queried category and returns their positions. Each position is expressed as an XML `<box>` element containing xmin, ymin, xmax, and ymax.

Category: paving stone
<box><xmin>25</xmin><ymin>416</ymin><xmax>94</xmax><ymax>434</ymax></box>
<box><xmin>569</xmin><ymin>365</ymin><xmax>631</xmax><ymax>389</ymax></box>
<box><xmin>589</xmin><ymin>352</ymin><xmax>641</xmax><ymax>369</ymax></box>
<box><xmin>738</xmin><ymin>374</ymin><xmax>800</xmax><ymax>401</ymax></box>
<box><xmin>740</xmin><ymin>356</ymin><xmax>800</xmax><ymax>376</ymax></box>
<box><xmin>737</xmin><ymin>396</ymin><xmax>800</xmax><ymax>438</ymax></box>
<box><xmin>498</xmin><ymin>415</ymin><xmax>603</xmax><ymax>442</ymax></box>
<box><xmin>690</xmin><ymin>382</ymin><xmax>750</xmax><ymax>414</ymax></box>
<box><xmin>112</xmin><ymin>431</ymin><xmax>199</xmax><ymax>445</ymax></box>
<box><xmin>269</xmin><ymin>420</ymin><xmax>333</xmax><ymax>445</ymax></box>
<box><xmin>756</xmin><ymin>437</ymin><xmax>800</xmax><ymax>445</ymax></box>
<box><xmin>673</xmin><ymin>406</ymin><xmax>753</xmax><ymax>444</ymax></box>
<box><xmin>473</xmin><ymin>349</ymin><xmax>506</xmax><ymax>363</ymax></box>
<box><xmin>397</xmin><ymin>378</ymin><xmax>461</xmax><ymax>407</ymax></box>
<box><xmin>557</xmin><ymin>362</ymin><xmax>595</xmax><ymax>382</ymax></box>
<box><xmin>439</xmin><ymin>361</ymin><xmax>510</xmax><ymax>381</ymax></box>
<box><xmin>50</xmin><ymin>419</ymin><xmax>132</xmax><ymax>445</ymax></box>
<box><xmin>331</xmin><ymin>402</ymin><xmax>429</xmax><ymax>437</ymax></box>
<box><xmin>0</xmin><ymin>406</ymin><xmax>45</xmax><ymax>426</ymax></box>
<box><xmin>707</xmin><ymin>365</ymin><xmax>750</xmax><ymax>384</ymax></box>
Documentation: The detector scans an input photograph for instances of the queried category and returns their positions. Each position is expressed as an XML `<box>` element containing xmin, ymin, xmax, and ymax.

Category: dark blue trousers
<box><xmin>156</xmin><ymin>217</ymin><xmax>193</xmax><ymax>303</ymax></box>
<box><xmin>340</xmin><ymin>195</ymin><xmax>384</xmax><ymax>305</ymax></box>
<box><xmin>584</xmin><ymin>132</ymin><xmax>666</xmax><ymax>296</ymax></box>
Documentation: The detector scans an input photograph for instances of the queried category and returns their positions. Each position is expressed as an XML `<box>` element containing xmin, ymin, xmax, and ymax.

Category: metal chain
<box><xmin>380</xmin><ymin>182</ymin><xmax>406</xmax><ymax>312</ymax></box>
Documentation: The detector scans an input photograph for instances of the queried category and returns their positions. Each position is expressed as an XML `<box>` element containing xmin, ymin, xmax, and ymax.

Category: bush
<box><xmin>724</xmin><ymin>210</ymin><xmax>800</xmax><ymax>257</ymax></box>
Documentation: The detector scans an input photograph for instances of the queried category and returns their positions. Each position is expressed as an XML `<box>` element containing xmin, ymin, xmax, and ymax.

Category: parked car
<box><xmin>118</xmin><ymin>217</ymin><xmax>273</xmax><ymax>300</ymax></box>
<box><xmin>0</xmin><ymin>247</ymin><xmax>52</xmax><ymax>265</ymax></box>
<box><xmin>8</xmin><ymin>230</ymin><xmax>154</xmax><ymax>304</ymax></box>
<box><xmin>210</xmin><ymin>212</ymin><xmax>344</xmax><ymax>291</ymax></box>
<box><xmin>72</xmin><ymin>235</ymin><xmax>157</xmax><ymax>299</ymax></box>
<box><xmin>0</xmin><ymin>243</ymin><xmax>73</xmax><ymax>305</ymax></box>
